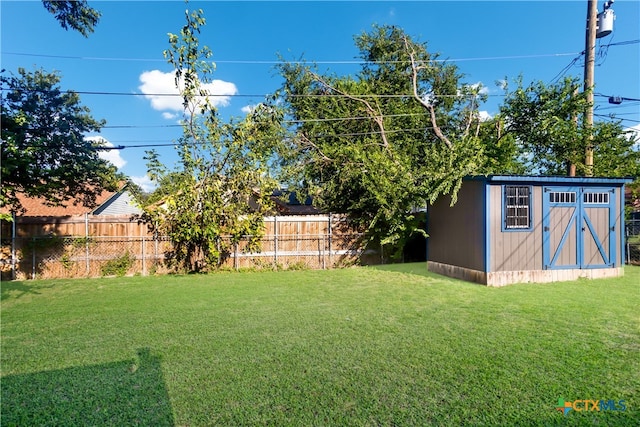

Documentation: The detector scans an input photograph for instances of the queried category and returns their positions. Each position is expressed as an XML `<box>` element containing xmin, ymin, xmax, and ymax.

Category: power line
<box><xmin>102</xmin><ymin>124</ymin><xmax>182</xmax><ymax>129</ymax></box>
<box><xmin>548</xmin><ymin>39</ymin><xmax>640</xmax><ymax>84</ymax></box>
<box><xmin>71</xmin><ymin>105</ymin><xmax>640</xmax><ymax>134</ymax></box>
<box><xmin>0</xmin><ymin>87</ymin><xmax>505</xmax><ymax>99</ymax></box>
<box><xmin>1</xmin><ymin>50</ymin><xmax>585</xmax><ymax>65</ymax></box>
<box><xmin>604</xmin><ymin>39</ymin><xmax>640</xmax><ymax>47</ymax></box>
<box><xmin>594</xmin><ymin>94</ymin><xmax>640</xmax><ymax>102</ymax></box>
<box><xmin>92</xmin><ymin>126</ymin><xmax>438</xmax><ymax>150</ymax></box>
<box><xmin>549</xmin><ymin>52</ymin><xmax>583</xmax><ymax>84</ymax></box>
<box><xmin>100</xmin><ymin>112</ymin><xmax>433</xmax><ymax>129</ymax></box>
<box><xmin>594</xmin><ymin>111</ymin><xmax>639</xmax><ymax>116</ymax></box>
<box><xmin>94</xmin><ymin>111</ymin><xmax>640</xmax><ymax>148</ymax></box>
<box><xmin>101</xmin><ymin>113</ymin><xmax>436</xmax><ymax>132</ymax></box>
<box><xmin>594</xmin><ymin>114</ymin><xmax>640</xmax><ymax>124</ymax></box>
<box><xmin>594</xmin><ymin>102</ymin><xmax>640</xmax><ymax>111</ymax></box>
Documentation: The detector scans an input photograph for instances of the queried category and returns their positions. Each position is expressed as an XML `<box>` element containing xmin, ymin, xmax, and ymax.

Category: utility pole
<box><xmin>583</xmin><ymin>0</ymin><xmax>615</xmax><ymax>177</ymax></box>
<box><xmin>584</xmin><ymin>0</ymin><xmax>598</xmax><ymax>177</ymax></box>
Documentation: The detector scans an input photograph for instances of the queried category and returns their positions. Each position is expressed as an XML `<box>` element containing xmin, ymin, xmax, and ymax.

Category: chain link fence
<box><xmin>1</xmin><ymin>214</ymin><xmax>382</xmax><ymax>280</ymax></box>
<box><xmin>627</xmin><ymin>219</ymin><xmax>640</xmax><ymax>265</ymax></box>
<box><xmin>2</xmin><ymin>232</ymin><xmax>376</xmax><ymax>280</ymax></box>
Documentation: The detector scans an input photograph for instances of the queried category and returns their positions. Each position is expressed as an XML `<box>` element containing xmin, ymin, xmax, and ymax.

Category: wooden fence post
<box><xmin>31</xmin><ymin>236</ymin><xmax>36</xmax><ymax>279</ymax></box>
<box><xmin>328</xmin><ymin>213</ymin><xmax>333</xmax><ymax>268</ymax></box>
<box><xmin>84</xmin><ymin>214</ymin><xmax>90</xmax><ymax>276</ymax></box>
<box><xmin>274</xmin><ymin>216</ymin><xmax>278</xmax><ymax>267</ymax></box>
<box><xmin>154</xmin><ymin>222</ymin><xmax>159</xmax><ymax>269</ymax></box>
<box><xmin>141</xmin><ymin>235</ymin><xmax>146</xmax><ymax>276</ymax></box>
<box><xmin>234</xmin><ymin>241</ymin><xmax>239</xmax><ymax>271</ymax></box>
<box><xmin>11</xmin><ymin>212</ymin><xmax>16</xmax><ymax>280</ymax></box>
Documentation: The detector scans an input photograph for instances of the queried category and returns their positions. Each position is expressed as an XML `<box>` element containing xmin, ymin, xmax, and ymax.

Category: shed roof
<box><xmin>466</xmin><ymin>175</ymin><xmax>633</xmax><ymax>186</ymax></box>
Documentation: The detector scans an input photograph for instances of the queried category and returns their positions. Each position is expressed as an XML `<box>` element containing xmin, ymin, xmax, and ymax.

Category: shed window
<box><xmin>583</xmin><ymin>192</ymin><xmax>609</xmax><ymax>204</ymax></box>
<box><xmin>504</xmin><ymin>185</ymin><xmax>531</xmax><ymax>230</ymax></box>
<box><xmin>549</xmin><ymin>191</ymin><xmax>576</xmax><ymax>204</ymax></box>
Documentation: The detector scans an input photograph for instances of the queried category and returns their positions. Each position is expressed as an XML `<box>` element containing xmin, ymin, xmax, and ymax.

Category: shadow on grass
<box><xmin>0</xmin><ymin>281</ymin><xmax>54</xmax><ymax>302</ymax></box>
<box><xmin>369</xmin><ymin>262</ymin><xmax>455</xmax><ymax>280</ymax></box>
<box><xmin>1</xmin><ymin>348</ymin><xmax>174</xmax><ymax>426</ymax></box>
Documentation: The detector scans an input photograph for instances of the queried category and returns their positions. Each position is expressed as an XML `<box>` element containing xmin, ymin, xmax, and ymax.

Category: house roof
<box><xmin>271</xmin><ymin>191</ymin><xmax>321</xmax><ymax>215</ymax></box>
<box><xmin>2</xmin><ymin>188</ymin><xmax>122</xmax><ymax>217</ymax></box>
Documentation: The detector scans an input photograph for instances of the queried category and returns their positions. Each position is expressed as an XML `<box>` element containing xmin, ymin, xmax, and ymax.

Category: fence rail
<box><xmin>1</xmin><ymin>214</ymin><xmax>378</xmax><ymax>280</ymax></box>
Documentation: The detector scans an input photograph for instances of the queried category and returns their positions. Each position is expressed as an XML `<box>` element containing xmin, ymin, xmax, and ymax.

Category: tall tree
<box><xmin>590</xmin><ymin>120</ymin><xmax>640</xmax><ymax>179</ymax></box>
<box><xmin>42</xmin><ymin>0</ymin><xmax>100</xmax><ymax>37</ymax></box>
<box><xmin>1</xmin><ymin>67</ymin><xmax>119</xmax><ymax>213</ymax></box>
<box><xmin>498</xmin><ymin>77</ymin><xmax>587</xmax><ymax>175</ymax></box>
<box><xmin>142</xmin><ymin>8</ymin><xmax>280</xmax><ymax>272</ymax></box>
<box><xmin>273</xmin><ymin>25</ymin><xmax>488</xmax><ymax>256</ymax></box>
<box><xmin>499</xmin><ymin>76</ymin><xmax>639</xmax><ymax>178</ymax></box>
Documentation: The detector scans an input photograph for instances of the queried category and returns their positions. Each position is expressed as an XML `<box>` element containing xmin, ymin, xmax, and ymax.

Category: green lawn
<box><xmin>2</xmin><ymin>264</ymin><xmax>638</xmax><ymax>426</ymax></box>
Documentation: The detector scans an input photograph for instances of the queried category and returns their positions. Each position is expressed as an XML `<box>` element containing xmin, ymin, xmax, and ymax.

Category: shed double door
<box><xmin>542</xmin><ymin>186</ymin><xmax>616</xmax><ymax>270</ymax></box>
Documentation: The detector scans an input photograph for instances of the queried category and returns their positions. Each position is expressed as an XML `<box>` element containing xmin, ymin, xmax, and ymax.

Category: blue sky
<box><xmin>2</xmin><ymin>1</ymin><xmax>639</xmax><ymax>191</ymax></box>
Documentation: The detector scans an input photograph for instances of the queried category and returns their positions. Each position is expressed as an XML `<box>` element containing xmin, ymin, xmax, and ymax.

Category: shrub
<box><xmin>101</xmin><ymin>252</ymin><xmax>135</xmax><ymax>277</ymax></box>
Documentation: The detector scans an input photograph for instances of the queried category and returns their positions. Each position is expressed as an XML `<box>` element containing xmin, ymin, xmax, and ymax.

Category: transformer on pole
<box><xmin>596</xmin><ymin>1</ymin><xmax>615</xmax><ymax>38</ymax></box>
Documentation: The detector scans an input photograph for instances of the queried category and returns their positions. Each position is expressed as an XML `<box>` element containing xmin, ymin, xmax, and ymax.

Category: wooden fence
<box><xmin>1</xmin><ymin>214</ymin><xmax>379</xmax><ymax>280</ymax></box>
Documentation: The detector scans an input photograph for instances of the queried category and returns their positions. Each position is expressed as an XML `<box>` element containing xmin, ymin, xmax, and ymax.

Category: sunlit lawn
<box><xmin>2</xmin><ymin>264</ymin><xmax>638</xmax><ymax>426</ymax></box>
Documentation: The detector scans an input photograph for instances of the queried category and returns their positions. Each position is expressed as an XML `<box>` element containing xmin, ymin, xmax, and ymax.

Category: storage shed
<box><xmin>427</xmin><ymin>176</ymin><xmax>631</xmax><ymax>286</ymax></box>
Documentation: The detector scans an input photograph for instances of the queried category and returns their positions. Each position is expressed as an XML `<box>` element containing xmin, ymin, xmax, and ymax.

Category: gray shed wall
<box><xmin>427</xmin><ymin>180</ymin><xmax>485</xmax><ymax>271</ymax></box>
<box><xmin>489</xmin><ymin>185</ymin><xmax>544</xmax><ymax>272</ymax></box>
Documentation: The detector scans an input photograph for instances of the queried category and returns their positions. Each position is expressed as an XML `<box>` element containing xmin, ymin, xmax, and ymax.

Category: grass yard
<box><xmin>1</xmin><ymin>264</ymin><xmax>639</xmax><ymax>426</ymax></box>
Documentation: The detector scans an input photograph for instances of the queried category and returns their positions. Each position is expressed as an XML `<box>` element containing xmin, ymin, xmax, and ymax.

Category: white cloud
<box><xmin>139</xmin><ymin>70</ymin><xmax>238</xmax><ymax>116</ymax></box>
<box><xmin>626</xmin><ymin>124</ymin><xmax>640</xmax><ymax>138</ymax></box>
<box><xmin>162</xmin><ymin>112</ymin><xmax>178</xmax><ymax>120</ymax></box>
<box><xmin>456</xmin><ymin>82</ymin><xmax>488</xmax><ymax>100</ymax></box>
<box><xmin>130</xmin><ymin>175</ymin><xmax>156</xmax><ymax>193</ymax></box>
<box><xmin>627</xmin><ymin>124</ymin><xmax>640</xmax><ymax>148</ymax></box>
<box><xmin>470</xmin><ymin>82</ymin><xmax>489</xmax><ymax>96</ymax></box>
<box><xmin>241</xmin><ymin>104</ymin><xmax>257</xmax><ymax>114</ymax></box>
<box><xmin>87</xmin><ymin>136</ymin><xmax>127</xmax><ymax>169</ymax></box>
<box><xmin>478</xmin><ymin>111</ymin><xmax>492</xmax><ymax>122</ymax></box>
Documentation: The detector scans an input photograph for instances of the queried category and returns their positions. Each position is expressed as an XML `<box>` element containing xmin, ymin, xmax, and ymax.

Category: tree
<box><xmin>498</xmin><ymin>77</ymin><xmax>587</xmax><ymax>175</ymax></box>
<box><xmin>272</xmin><ymin>25</ymin><xmax>489</xmax><ymax>257</ymax></box>
<box><xmin>42</xmin><ymin>0</ymin><xmax>100</xmax><ymax>37</ymax></box>
<box><xmin>499</xmin><ymin>76</ymin><xmax>640</xmax><ymax>179</ymax></box>
<box><xmin>142</xmin><ymin>8</ymin><xmax>281</xmax><ymax>272</ymax></box>
<box><xmin>1</xmin><ymin>67</ymin><xmax>120</xmax><ymax>214</ymax></box>
<box><xmin>590</xmin><ymin>121</ymin><xmax>640</xmax><ymax>178</ymax></box>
